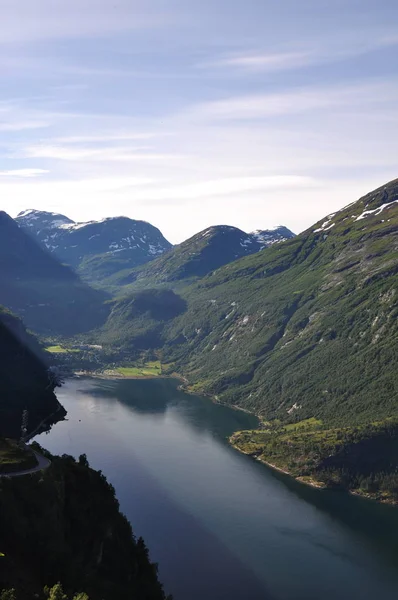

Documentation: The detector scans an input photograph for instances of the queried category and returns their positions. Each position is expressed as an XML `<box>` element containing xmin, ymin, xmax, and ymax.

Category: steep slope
<box><xmin>16</xmin><ymin>209</ymin><xmax>172</xmax><ymax>283</ymax></box>
<box><xmin>121</xmin><ymin>224</ymin><xmax>295</xmax><ymax>288</ymax></box>
<box><xmin>103</xmin><ymin>179</ymin><xmax>398</xmax><ymax>426</ymax></box>
<box><xmin>0</xmin><ymin>307</ymin><xmax>61</xmax><ymax>438</ymax></box>
<box><xmin>0</xmin><ymin>451</ymin><xmax>169</xmax><ymax>600</ymax></box>
<box><xmin>0</xmin><ymin>212</ymin><xmax>108</xmax><ymax>334</ymax></box>
<box><xmin>101</xmin><ymin>289</ymin><xmax>187</xmax><ymax>352</ymax></box>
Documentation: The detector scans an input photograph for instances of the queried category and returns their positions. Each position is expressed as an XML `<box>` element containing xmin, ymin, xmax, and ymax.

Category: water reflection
<box><xmin>36</xmin><ymin>378</ymin><xmax>398</xmax><ymax>600</ymax></box>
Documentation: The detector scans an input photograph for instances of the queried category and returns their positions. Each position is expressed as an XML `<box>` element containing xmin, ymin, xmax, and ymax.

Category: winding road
<box><xmin>0</xmin><ymin>449</ymin><xmax>51</xmax><ymax>478</ymax></box>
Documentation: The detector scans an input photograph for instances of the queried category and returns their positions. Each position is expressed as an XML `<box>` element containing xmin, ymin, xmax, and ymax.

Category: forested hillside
<box><xmin>102</xmin><ymin>178</ymin><xmax>398</xmax><ymax>426</ymax></box>
<box><xmin>0</xmin><ymin>450</ymin><xmax>170</xmax><ymax>600</ymax></box>
<box><xmin>0</xmin><ymin>307</ymin><xmax>61</xmax><ymax>438</ymax></box>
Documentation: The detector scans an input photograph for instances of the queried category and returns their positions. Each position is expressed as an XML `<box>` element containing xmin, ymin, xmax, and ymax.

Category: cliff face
<box><xmin>0</xmin><ymin>308</ymin><xmax>61</xmax><ymax>438</ymax></box>
<box><xmin>0</xmin><ymin>451</ymin><xmax>169</xmax><ymax>600</ymax></box>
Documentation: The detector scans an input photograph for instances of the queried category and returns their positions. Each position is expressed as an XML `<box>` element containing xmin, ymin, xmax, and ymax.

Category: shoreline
<box><xmin>73</xmin><ymin>369</ymin><xmax>261</xmax><ymax>421</ymax></box>
<box><xmin>70</xmin><ymin>370</ymin><xmax>397</xmax><ymax>507</ymax></box>
<box><xmin>74</xmin><ymin>370</ymin><xmax>166</xmax><ymax>381</ymax></box>
<box><xmin>230</xmin><ymin>437</ymin><xmax>398</xmax><ymax>506</ymax></box>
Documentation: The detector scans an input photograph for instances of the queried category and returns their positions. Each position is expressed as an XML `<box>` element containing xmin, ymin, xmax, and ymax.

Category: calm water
<box><xmin>36</xmin><ymin>378</ymin><xmax>398</xmax><ymax>600</ymax></box>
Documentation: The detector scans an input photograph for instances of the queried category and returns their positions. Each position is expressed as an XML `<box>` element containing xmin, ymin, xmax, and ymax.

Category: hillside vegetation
<box><xmin>0</xmin><ymin>307</ymin><xmax>62</xmax><ymax>438</ymax></box>
<box><xmin>0</xmin><ymin>450</ymin><xmax>170</xmax><ymax>600</ymax></box>
<box><xmin>101</xmin><ymin>179</ymin><xmax>398</xmax><ymax>427</ymax></box>
<box><xmin>231</xmin><ymin>419</ymin><xmax>398</xmax><ymax>502</ymax></box>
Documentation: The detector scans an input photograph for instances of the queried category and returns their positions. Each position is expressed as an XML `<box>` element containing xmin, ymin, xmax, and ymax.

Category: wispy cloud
<box><xmin>126</xmin><ymin>176</ymin><xmax>318</xmax><ymax>204</ymax></box>
<box><xmin>0</xmin><ymin>168</ymin><xmax>49</xmax><ymax>178</ymax></box>
<box><xmin>20</xmin><ymin>144</ymin><xmax>184</xmax><ymax>163</ymax></box>
<box><xmin>202</xmin><ymin>33</ymin><xmax>398</xmax><ymax>73</ymax></box>
<box><xmin>188</xmin><ymin>80</ymin><xmax>398</xmax><ymax>121</ymax></box>
<box><xmin>201</xmin><ymin>51</ymin><xmax>309</xmax><ymax>72</ymax></box>
<box><xmin>0</xmin><ymin>1</ymin><xmax>397</xmax><ymax>242</ymax></box>
<box><xmin>54</xmin><ymin>132</ymin><xmax>166</xmax><ymax>144</ymax></box>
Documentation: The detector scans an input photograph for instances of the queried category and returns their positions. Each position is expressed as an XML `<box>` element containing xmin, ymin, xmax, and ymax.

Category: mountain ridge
<box><xmin>16</xmin><ymin>209</ymin><xmax>295</xmax><ymax>289</ymax></box>
<box><xmin>120</xmin><ymin>223</ymin><xmax>295</xmax><ymax>288</ymax></box>
<box><xmin>16</xmin><ymin>209</ymin><xmax>173</xmax><ymax>284</ymax></box>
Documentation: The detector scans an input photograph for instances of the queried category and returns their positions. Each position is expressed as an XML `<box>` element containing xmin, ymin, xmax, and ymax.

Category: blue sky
<box><xmin>1</xmin><ymin>0</ymin><xmax>398</xmax><ymax>242</ymax></box>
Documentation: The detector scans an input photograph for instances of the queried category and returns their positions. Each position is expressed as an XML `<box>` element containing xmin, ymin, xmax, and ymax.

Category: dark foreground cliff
<box><xmin>0</xmin><ymin>448</ymin><xmax>170</xmax><ymax>600</ymax></box>
<box><xmin>0</xmin><ymin>307</ymin><xmax>62</xmax><ymax>438</ymax></box>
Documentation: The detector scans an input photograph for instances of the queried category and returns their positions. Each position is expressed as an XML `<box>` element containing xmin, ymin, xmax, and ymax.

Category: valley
<box><xmin>2</xmin><ymin>4</ymin><xmax>397</xmax><ymax>599</ymax></box>
<box><xmin>19</xmin><ymin>178</ymin><xmax>398</xmax><ymax>504</ymax></box>
<box><xmin>1</xmin><ymin>178</ymin><xmax>398</xmax><ymax>599</ymax></box>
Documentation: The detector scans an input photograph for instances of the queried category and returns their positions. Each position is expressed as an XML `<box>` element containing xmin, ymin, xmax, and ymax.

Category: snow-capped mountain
<box><xmin>122</xmin><ymin>224</ymin><xmax>296</xmax><ymax>286</ymax></box>
<box><xmin>16</xmin><ymin>210</ymin><xmax>294</xmax><ymax>287</ymax></box>
<box><xmin>16</xmin><ymin>209</ymin><xmax>173</xmax><ymax>282</ymax></box>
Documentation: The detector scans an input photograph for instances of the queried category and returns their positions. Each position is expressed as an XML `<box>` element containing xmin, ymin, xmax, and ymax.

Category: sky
<box><xmin>1</xmin><ymin>0</ymin><xmax>398</xmax><ymax>243</ymax></box>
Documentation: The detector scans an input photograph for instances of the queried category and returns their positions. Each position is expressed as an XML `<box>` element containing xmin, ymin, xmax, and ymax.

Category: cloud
<box><xmin>201</xmin><ymin>51</ymin><xmax>310</xmax><ymax>72</ymax></box>
<box><xmin>0</xmin><ymin>169</ymin><xmax>49</xmax><ymax>178</ymax></box>
<box><xmin>124</xmin><ymin>176</ymin><xmax>318</xmax><ymax>204</ymax></box>
<box><xmin>20</xmin><ymin>144</ymin><xmax>184</xmax><ymax>163</ymax></box>
<box><xmin>202</xmin><ymin>32</ymin><xmax>398</xmax><ymax>74</ymax></box>
<box><xmin>188</xmin><ymin>80</ymin><xmax>398</xmax><ymax>121</ymax></box>
<box><xmin>54</xmin><ymin>133</ymin><xmax>163</xmax><ymax>144</ymax></box>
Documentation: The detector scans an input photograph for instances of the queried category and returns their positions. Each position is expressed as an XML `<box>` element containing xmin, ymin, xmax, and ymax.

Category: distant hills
<box><xmin>0</xmin><ymin>211</ymin><xmax>107</xmax><ymax>334</ymax></box>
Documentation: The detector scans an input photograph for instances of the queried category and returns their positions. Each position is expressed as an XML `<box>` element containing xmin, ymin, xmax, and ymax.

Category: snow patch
<box><xmin>355</xmin><ymin>200</ymin><xmax>398</xmax><ymax>221</ymax></box>
<box><xmin>287</xmin><ymin>403</ymin><xmax>302</xmax><ymax>415</ymax></box>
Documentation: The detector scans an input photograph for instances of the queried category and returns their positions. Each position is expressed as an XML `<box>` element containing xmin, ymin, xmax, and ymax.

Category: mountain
<box><xmin>99</xmin><ymin>178</ymin><xmax>398</xmax><ymax>501</ymax></box>
<box><xmin>121</xmin><ymin>224</ymin><xmax>295</xmax><ymax>287</ymax></box>
<box><xmin>0</xmin><ymin>307</ymin><xmax>62</xmax><ymax>438</ymax></box>
<box><xmin>102</xmin><ymin>178</ymin><xmax>398</xmax><ymax>426</ymax></box>
<box><xmin>16</xmin><ymin>209</ymin><xmax>172</xmax><ymax>284</ymax></box>
<box><xmin>0</xmin><ymin>211</ymin><xmax>108</xmax><ymax>334</ymax></box>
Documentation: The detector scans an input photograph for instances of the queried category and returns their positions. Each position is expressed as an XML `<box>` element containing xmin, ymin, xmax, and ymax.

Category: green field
<box><xmin>0</xmin><ymin>438</ymin><xmax>37</xmax><ymax>474</ymax></box>
<box><xmin>114</xmin><ymin>361</ymin><xmax>162</xmax><ymax>378</ymax></box>
<box><xmin>45</xmin><ymin>345</ymin><xmax>80</xmax><ymax>354</ymax></box>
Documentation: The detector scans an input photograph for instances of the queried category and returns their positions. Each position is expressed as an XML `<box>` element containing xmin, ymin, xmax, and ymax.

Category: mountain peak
<box><xmin>17</xmin><ymin>209</ymin><xmax>75</xmax><ymax>230</ymax></box>
<box><xmin>250</xmin><ymin>226</ymin><xmax>295</xmax><ymax>249</ymax></box>
<box><xmin>15</xmin><ymin>209</ymin><xmax>172</xmax><ymax>283</ymax></box>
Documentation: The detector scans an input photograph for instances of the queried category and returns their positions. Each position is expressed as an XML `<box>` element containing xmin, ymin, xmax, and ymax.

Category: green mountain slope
<box><xmin>0</xmin><ymin>212</ymin><xmax>108</xmax><ymax>335</ymax></box>
<box><xmin>103</xmin><ymin>178</ymin><xmax>398</xmax><ymax>426</ymax></box>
